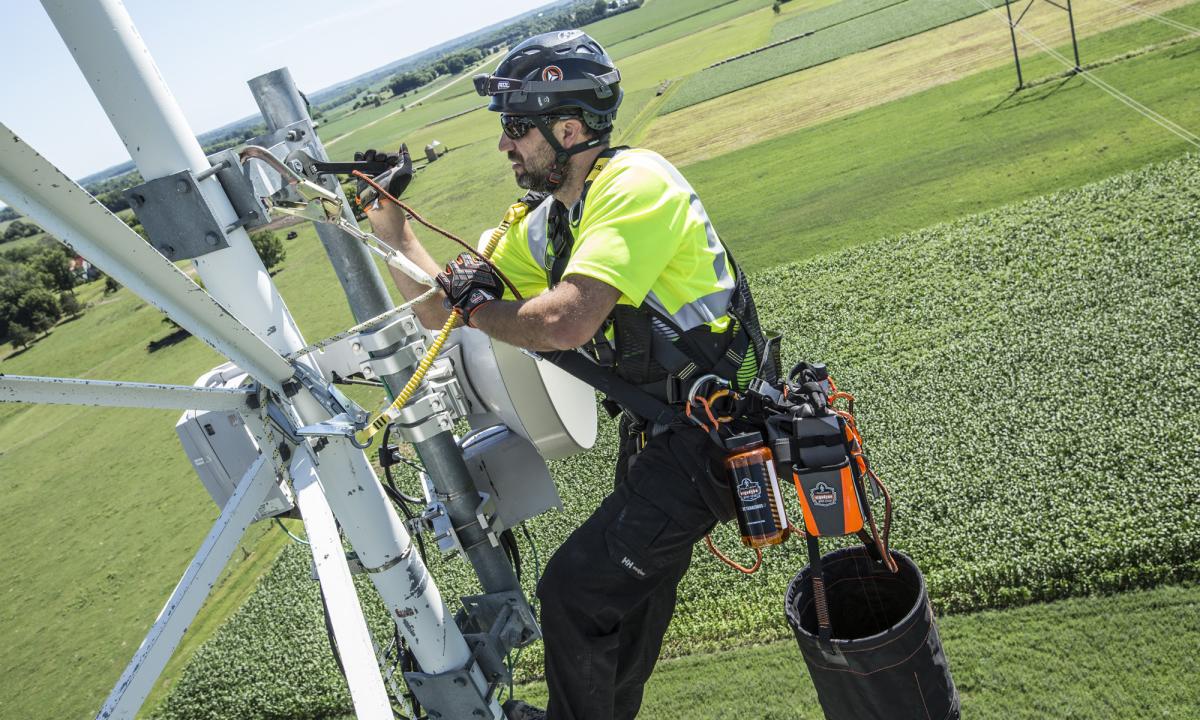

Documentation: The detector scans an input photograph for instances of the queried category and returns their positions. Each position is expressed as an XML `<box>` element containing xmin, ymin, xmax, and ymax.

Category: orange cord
<box><xmin>704</xmin><ymin>535</ymin><xmax>763</xmax><ymax>574</ymax></box>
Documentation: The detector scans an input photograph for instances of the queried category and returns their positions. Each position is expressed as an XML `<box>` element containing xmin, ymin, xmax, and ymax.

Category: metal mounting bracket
<box><xmin>205</xmin><ymin>148</ymin><xmax>270</xmax><ymax>234</ymax></box>
<box><xmin>123</xmin><ymin>169</ymin><xmax>230</xmax><ymax>261</ymax></box>
<box><xmin>403</xmin><ymin>666</ymin><xmax>495</xmax><ymax>720</ymax></box>
<box><xmin>460</xmin><ymin>589</ymin><xmax>541</xmax><ymax>652</ymax></box>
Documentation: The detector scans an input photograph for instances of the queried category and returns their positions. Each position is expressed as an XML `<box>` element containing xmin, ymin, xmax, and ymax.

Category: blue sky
<box><xmin>0</xmin><ymin>0</ymin><xmax>556</xmax><ymax>180</ymax></box>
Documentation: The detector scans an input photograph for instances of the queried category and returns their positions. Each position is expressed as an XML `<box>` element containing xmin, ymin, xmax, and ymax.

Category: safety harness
<box><xmin>529</xmin><ymin>147</ymin><xmax>773</xmax><ymax>428</ymax></box>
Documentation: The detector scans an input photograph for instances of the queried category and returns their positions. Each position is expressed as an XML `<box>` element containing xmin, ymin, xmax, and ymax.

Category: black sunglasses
<box><xmin>500</xmin><ymin>113</ymin><xmax>580</xmax><ymax>140</ymax></box>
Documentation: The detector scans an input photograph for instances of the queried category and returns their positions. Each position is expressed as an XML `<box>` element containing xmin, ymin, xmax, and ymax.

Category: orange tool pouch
<box><xmin>772</xmin><ymin>413</ymin><xmax>871</xmax><ymax>538</ymax></box>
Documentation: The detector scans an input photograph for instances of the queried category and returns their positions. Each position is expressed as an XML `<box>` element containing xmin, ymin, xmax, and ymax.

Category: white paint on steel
<box><xmin>0</xmin><ymin>375</ymin><xmax>252</xmax><ymax>412</ymax></box>
<box><xmin>40</xmin><ymin>0</ymin><xmax>307</xmax><ymax>359</ymax></box>
<box><xmin>291</xmin><ymin>450</ymin><xmax>394</xmax><ymax>720</ymax></box>
<box><xmin>0</xmin><ymin>125</ymin><xmax>292</xmax><ymax>392</ymax></box>
<box><xmin>95</xmin><ymin>456</ymin><xmax>277</xmax><ymax>720</ymax></box>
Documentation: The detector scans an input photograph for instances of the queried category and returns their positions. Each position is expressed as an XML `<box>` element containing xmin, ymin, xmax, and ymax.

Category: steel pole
<box><xmin>0</xmin><ymin>375</ymin><xmax>253</xmax><ymax>412</ymax></box>
<box><xmin>40</xmin><ymin>1</ymin><xmax>492</xmax><ymax>715</ymax></box>
<box><xmin>1066</xmin><ymin>0</ymin><xmax>1082</xmax><ymax>70</ymax></box>
<box><xmin>247</xmin><ymin>68</ymin><xmax>393</xmax><ymax>322</ymax></box>
<box><xmin>1005</xmin><ymin>0</ymin><xmax>1024</xmax><ymax>88</ymax></box>
<box><xmin>248</xmin><ymin>70</ymin><xmax>519</xmax><ymax>595</ymax></box>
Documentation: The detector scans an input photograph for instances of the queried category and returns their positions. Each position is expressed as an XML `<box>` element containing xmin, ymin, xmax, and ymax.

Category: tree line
<box><xmin>388</xmin><ymin>0</ymin><xmax>642</xmax><ymax>98</ymax></box>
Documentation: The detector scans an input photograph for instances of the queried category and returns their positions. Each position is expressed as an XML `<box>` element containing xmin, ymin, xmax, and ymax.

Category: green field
<box><xmin>662</xmin><ymin>0</ymin><xmax>1012</xmax><ymax>112</ymax></box>
<box><xmin>4</xmin><ymin>0</ymin><xmax>1200</xmax><ymax>717</ymax></box>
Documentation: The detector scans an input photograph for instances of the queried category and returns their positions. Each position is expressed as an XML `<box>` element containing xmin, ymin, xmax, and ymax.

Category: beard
<box><xmin>510</xmin><ymin>145</ymin><xmax>572</xmax><ymax>192</ymax></box>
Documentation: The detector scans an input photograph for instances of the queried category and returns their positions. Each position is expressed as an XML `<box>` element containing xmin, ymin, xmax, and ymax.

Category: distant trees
<box><xmin>250</xmin><ymin>230</ymin><xmax>287</xmax><ymax>271</ymax></box>
<box><xmin>2</xmin><ymin>220</ymin><xmax>41</xmax><ymax>243</ymax></box>
<box><xmin>0</xmin><ymin>242</ymin><xmax>80</xmax><ymax>349</ymax></box>
<box><xmin>389</xmin><ymin>46</ymin><xmax>487</xmax><ymax>97</ymax></box>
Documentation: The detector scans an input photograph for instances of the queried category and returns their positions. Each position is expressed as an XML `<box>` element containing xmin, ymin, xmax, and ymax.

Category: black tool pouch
<box><xmin>785</xmin><ymin>547</ymin><xmax>960</xmax><ymax>720</ymax></box>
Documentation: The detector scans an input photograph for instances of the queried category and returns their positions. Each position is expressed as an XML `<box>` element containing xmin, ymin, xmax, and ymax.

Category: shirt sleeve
<box><xmin>561</xmin><ymin>159</ymin><xmax>686</xmax><ymax>306</ymax></box>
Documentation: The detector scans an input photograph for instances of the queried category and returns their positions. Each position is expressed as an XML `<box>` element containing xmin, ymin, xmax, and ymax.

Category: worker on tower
<box><xmin>361</xmin><ymin>29</ymin><xmax>771</xmax><ymax>720</ymax></box>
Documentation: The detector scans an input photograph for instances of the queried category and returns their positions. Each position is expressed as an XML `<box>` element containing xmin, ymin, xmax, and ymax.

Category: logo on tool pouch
<box><xmin>542</xmin><ymin>65</ymin><xmax>564</xmax><ymax>82</ymax></box>
<box><xmin>737</xmin><ymin>477</ymin><xmax>762</xmax><ymax>503</ymax></box>
<box><xmin>810</xmin><ymin>481</ymin><xmax>837</xmax><ymax>508</ymax></box>
<box><xmin>496</xmin><ymin>80</ymin><xmax>511</xmax><ymax>90</ymax></box>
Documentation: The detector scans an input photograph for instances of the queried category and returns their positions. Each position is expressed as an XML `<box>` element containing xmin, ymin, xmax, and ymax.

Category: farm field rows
<box><xmin>645</xmin><ymin>0</ymin><xmax>1200</xmax><ymax>165</ymax></box>
<box><xmin>152</xmin><ymin>151</ymin><xmax>1200</xmax><ymax>716</ymax></box>
<box><xmin>661</xmin><ymin>0</ymin><xmax>1012</xmax><ymax>112</ymax></box>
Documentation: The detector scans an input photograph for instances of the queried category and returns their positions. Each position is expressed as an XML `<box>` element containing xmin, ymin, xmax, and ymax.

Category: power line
<box><xmin>974</xmin><ymin>0</ymin><xmax>1200</xmax><ymax>150</ymax></box>
<box><xmin>1093</xmin><ymin>0</ymin><xmax>1200</xmax><ymax>38</ymax></box>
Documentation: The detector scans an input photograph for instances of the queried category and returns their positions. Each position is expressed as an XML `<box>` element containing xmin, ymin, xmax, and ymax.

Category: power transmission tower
<box><xmin>1004</xmin><ymin>0</ymin><xmax>1083</xmax><ymax>88</ymax></box>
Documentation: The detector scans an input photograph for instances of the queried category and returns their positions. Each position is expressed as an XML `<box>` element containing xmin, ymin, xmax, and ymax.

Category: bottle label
<box><xmin>730</xmin><ymin>459</ymin><xmax>788</xmax><ymax>539</ymax></box>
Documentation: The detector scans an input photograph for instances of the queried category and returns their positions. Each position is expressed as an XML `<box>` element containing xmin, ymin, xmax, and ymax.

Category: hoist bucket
<box><xmin>785</xmin><ymin>547</ymin><xmax>959</xmax><ymax>720</ymax></box>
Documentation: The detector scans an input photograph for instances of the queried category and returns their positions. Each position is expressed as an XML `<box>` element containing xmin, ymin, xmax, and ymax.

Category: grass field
<box><xmin>661</xmin><ymin>0</ymin><xmax>1012</xmax><ymax>112</ymax></box>
<box><xmin>512</xmin><ymin>584</ymin><xmax>1200</xmax><ymax>719</ymax></box>
<box><xmin>4</xmin><ymin>0</ymin><xmax>1200</xmax><ymax>717</ymax></box>
<box><xmin>682</xmin><ymin>10</ymin><xmax>1200</xmax><ymax>268</ymax></box>
<box><xmin>645</xmin><ymin>0</ymin><xmax>1200</xmax><ymax>165</ymax></box>
<box><xmin>150</xmin><ymin>151</ymin><xmax>1200</xmax><ymax>716</ymax></box>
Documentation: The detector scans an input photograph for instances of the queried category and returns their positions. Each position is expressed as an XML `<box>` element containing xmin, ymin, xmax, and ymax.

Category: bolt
<box><xmin>129</xmin><ymin>194</ymin><xmax>145</xmax><ymax>208</ymax></box>
<box><xmin>286</xmin><ymin>129</ymin><xmax>305</xmax><ymax>141</ymax></box>
<box><xmin>176</xmin><ymin>179</ymin><xmax>190</xmax><ymax>194</ymax></box>
<box><xmin>160</xmin><ymin>245</ymin><xmax>176</xmax><ymax>256</ymax></box>
<box><xmin>204</xmin><ymin>232</ymin><xmax>219</xmax><ymax>246</ymax></box>
<box><xmin>351</xmin><ymin>342</ymin><xmax>362</xmax><ymax>353</ymax></box>
<box><xmin>453</xmin><ymin>676</ymin><xmax>467</xmax><ymax>687</ymax></box>
<box><xmin>411</xmin><ymin>679</ymin><xmax>423</xmax><ymax>687</ymax></box>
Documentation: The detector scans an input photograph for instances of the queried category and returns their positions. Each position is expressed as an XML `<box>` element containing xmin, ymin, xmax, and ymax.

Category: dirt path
<box><xmin>644</xmin><ymin>0</ymin><xmax>1198</xmax><ymax>166</ymax></box>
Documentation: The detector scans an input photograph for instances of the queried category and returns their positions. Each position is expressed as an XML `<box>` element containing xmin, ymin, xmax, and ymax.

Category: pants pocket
<box><xmin>604</xmin><ymin>498</ymin><xmax>671</xmax><ymax>580</ymax></box>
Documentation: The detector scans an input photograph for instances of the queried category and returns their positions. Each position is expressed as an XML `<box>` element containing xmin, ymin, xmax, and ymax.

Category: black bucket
<box><xmin>784</xmin><ymin>546</ymin><xmax>959</xmax><ymax>720</ymax></box>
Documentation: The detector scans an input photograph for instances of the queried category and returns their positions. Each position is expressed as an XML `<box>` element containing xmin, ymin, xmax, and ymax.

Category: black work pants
<box><xmin>537</xmin><ymin>426</ymin><xmax>722</xmax><ymax>720</ymax></box>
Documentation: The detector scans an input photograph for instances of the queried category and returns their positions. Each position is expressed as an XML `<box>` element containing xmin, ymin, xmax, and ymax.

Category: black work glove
<box><xmin>354</xmin><ymin>145</ymin><xmax>413</xmax><ymax>207</ymax></box>
<box><xmin>435</xmin><ymin>252</ymin><xmax>504</xmax><ymax>326</ymax></box>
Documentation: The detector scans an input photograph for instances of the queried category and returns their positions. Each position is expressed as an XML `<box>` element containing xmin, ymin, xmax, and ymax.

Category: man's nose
<box><xmin>498</xmin><ymin>132</ymin><xmax>515</xmax><ymax>153</ymax></box>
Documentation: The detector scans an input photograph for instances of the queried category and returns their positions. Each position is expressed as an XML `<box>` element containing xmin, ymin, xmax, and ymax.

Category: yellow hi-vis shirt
<box><xmin>486</xmin><ymin>148</ymin><xmax>735</xmax><ymax>335</ymax></box>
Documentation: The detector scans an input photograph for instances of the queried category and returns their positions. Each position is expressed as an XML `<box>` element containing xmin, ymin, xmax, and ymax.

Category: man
<box><xmin>362</xmin><ymin>29</ymin><xmax>770</xmax><ymax>720</ymax></box>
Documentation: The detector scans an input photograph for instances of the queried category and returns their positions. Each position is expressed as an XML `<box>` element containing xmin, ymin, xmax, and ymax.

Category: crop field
<box><xmin>662</xmin><ymin>0</ymin><xmax>1015</xmax><ymax>112</ymax></box>
<box><xmin>151</xmin><ymin>152</ymin><xmax>1200</xmax><ymax>716</ymax></box>
<box><xmin>4</xmin><ymin>0</ymin><xmax>1200</xmax><ymax>717</ymax></box>
<box><xmin>645</xmin><ymin>0</ymin><xmax>1200</xmax><ymax>165</ymax></box>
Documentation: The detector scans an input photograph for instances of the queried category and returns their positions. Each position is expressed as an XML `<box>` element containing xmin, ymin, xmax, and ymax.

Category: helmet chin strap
<box><xmin>532</xmin><ymin>116</ymin><xmax>608</xmax><ymax>190</ymax></box>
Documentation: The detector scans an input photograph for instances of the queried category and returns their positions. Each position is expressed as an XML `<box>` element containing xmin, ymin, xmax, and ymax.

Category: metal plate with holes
<box><xmin>123</xmin><ymin>170</ymin><xmax>229</xmax><ymax>261</ymax></box>
<box><xmin>403</xmin><ymin>668</ymin><xmax>495</xmax><ymax>719</ymax></box>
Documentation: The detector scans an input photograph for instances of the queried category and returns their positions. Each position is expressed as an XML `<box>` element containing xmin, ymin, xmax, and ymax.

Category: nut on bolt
<box><xmin>176</xmin><ymin>179</ymin><xmax>190</xmax><ymax>193</ymax></box>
